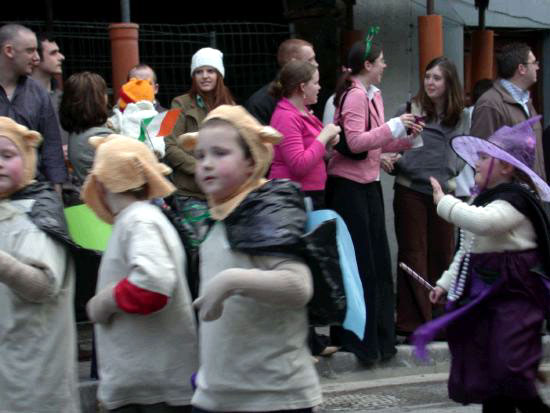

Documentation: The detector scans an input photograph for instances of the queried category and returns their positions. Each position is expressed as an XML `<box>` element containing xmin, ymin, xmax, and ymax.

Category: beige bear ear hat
<box><xmin>82</xmin><ymin>134</ymin><xmax>175</xmax><ymax>224</ymax></box>
<box><xmin>0</xmin><ymin>116</ymin><xmax>42</xmax><ymax>198</ymax></box>
<box><xmin>178</xmin><ymin>105</ymin><xmax>282</xmax><ymax>219</ymax></box>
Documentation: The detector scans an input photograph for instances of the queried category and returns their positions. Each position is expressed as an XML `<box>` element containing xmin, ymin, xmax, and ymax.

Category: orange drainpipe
<box><xmin>418</xmin><ymin>14</ymin><xmax>443</xmax><ymax>83</ymax></box>
<box><xmin>470</xmin><ymin>29</ymin><xmax>494</xmax><ymax>93</ymax></box>
<box><xmin>108</xmin><ymin>23</ymin><xmax>140</xmax><ymax>102</ymax></box>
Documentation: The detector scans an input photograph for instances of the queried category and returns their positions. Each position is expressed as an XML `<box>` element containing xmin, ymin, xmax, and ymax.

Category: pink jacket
<box><xmin>269</xmin><ymin>98</ymin><xmax>327</xmax><ymax>190</ymax></box>
<box><xmin>328</xmin><ymin>78</ymin><xmax>411</xmax><ymax>184</ymax></box>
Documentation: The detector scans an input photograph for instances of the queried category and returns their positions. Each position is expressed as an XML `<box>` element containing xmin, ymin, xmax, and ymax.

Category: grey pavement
<box><xmin>319</xmin><ymin>365</ymin><xmax>550</xmax><ymax>412</ymax></box>
<box><xmin>78</xmin><ymin>336</ymin><xmax>550</xmax><ymax>412</ymax></box>
<box><xmin>315</xmin><ymin>336</ymin><xmax>550</xmax><ymax>412</ymax></box>
<box><xmin>318</xmin><ymin>335</ymin><xmax>550</xmax><ymax>381</ymax></box>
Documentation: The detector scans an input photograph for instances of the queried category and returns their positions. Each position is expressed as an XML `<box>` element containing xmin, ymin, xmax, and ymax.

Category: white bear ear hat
<box><xmin>0</xmin><ymin>116</ymin><xmax>42</xmax><ymax>198</ymax></box>
<box><xmin>82</xmin><ymin>134</ymin><xmax>175</xmax><ymax>224</ymax></box>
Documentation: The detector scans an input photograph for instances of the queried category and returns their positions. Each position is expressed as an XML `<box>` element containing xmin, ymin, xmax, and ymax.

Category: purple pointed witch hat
<box><xmin>451</xmin><ymin>116</ymin><xmax>550</xmax><ymax>201</ymax></box>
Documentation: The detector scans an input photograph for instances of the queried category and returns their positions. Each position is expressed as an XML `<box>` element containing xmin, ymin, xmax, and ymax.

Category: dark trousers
<box><xmin>393</xmin><ymin>184</ymin><xmax>455</xmax><ymax>334</ymax></box>
<box><xmin>482</xmin><ymin>396</ymin><xmax>550</xmax><ymax>413</ymax></box>
<box><xmin>304</xmin><ymin>190</ymin><xmax>325</xmax><ymax>211</ymax></box>
<box><xmin>325</xmin><ymin>177</ymin><xmax>396</xmax><ymax>363</ymax></box>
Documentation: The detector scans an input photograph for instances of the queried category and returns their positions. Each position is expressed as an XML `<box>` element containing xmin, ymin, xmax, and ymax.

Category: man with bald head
<box><xmin>246</xmin><ymin>38</ymin><xmax>318</xmax><ymax>124</ymax></box>
<box><xmin>0</xmin><ymin>23</ymin><xmax>67</xmax><ymax>189</ymax></box>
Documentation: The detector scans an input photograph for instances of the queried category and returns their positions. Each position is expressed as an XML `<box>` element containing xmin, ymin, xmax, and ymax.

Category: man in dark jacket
<box><xmin>245</xmin><ymin>38</ymin><xmax>318</xmax><ymax>125</ymax></box>
<box><xmin>471</xmin><ymin>42</ymin><xmax>545</xmax><ymax>181</ymax></box>
<box><xmin>0</xmin><ymin>24</ymin><xmax>67</xmax><ymax>190</ymax></box>
<box><xmin>31</xmin><ymin>33</ymin><xmax>69</xmax><ymax>152</ymax></box>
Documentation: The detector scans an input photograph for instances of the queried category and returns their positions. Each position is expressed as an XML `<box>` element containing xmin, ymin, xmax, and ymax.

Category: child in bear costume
<box><xmin>83</xmin><ymin>134</ymin><xmax>198</xmax><ymax>412</ymax></box>
<box><xmin>180</xmin><ymin>105</ymin><xmax>323</xmax><ymax>413</ymax></box>
<box><xmin>0</xmin><ymin>117</ymin><xmax>80</xmax><ymax>412</ymax></box>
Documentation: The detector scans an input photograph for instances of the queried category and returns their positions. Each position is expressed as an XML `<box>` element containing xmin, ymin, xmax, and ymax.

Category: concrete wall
<box><xmin>353</xmin><ymin>0</ymin><xmax>471</xmax><ymax>117</ymax></box>
<box><xmin>354</xmin><ymin>0</ymin><xmax>419</xmax><ymax>118</ymax></box>
<box><xmin>352</xmin><ymin>0</ymin><xmax>549</xmax><ymax>273</ymax></box>
<box><xmin>451</xmin><ymin>0</ymin><xmax>550</xmax><ymax>28</ymax></box>
<box><xmin>353</xmin><ymin>0</ymin><xmax>550</xmax><ymax>122</ymax></box>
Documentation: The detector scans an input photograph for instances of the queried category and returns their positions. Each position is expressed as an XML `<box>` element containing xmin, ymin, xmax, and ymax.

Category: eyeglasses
<box><xmin>524</xmin><ymin>60</ymin><xmax>539</xmax><ymax>66</ymax></box>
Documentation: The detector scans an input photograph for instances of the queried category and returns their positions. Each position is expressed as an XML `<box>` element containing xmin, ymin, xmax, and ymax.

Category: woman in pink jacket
<box><xmin>269</xmin><ymin>60</ymin><xmax>341</xmax><ymax>359</ymax></box>
<box><xmin>269</xmin><ymin>60</ymin><xmax>340</xmax><ymax>209</ymax></box>
<box><xmin>326</xmin><ymin>40</ymin><xmax>423</xmax><ymax>365</ymax></box>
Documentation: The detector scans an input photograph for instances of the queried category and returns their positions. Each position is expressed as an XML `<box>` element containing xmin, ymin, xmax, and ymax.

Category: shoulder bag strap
<box><xmin>338</xmin><ymin>87</ymin><xmax>372</xmax><ymax>131</ymax></box>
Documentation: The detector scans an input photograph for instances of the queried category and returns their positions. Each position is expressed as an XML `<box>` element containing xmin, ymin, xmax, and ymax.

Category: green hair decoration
<box><xmin>364</xmin><ymin>26</ymin><xmax>380</xmax><ymax>60</ymax></box>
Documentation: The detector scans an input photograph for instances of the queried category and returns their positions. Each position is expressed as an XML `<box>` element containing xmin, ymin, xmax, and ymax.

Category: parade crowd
<box><xmin>1</xmin><ymin>21</ymin><xmax>550</xmax><ymax>413</ymax></box>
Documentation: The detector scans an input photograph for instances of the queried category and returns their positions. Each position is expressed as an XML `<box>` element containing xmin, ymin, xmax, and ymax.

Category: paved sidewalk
<box><xmin>318</xmin><ymin>363</ymin><xmax>550</xmax><ymax>412</ymax></box>
<box><xmin>79</xmin><ymin>336</ymin><xmax>550</xmax><ymax>412</ymax></box>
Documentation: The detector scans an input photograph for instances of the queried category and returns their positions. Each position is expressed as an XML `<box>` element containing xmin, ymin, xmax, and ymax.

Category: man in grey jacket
<box><xmin>470</xmin><ymin>42</ymin><xmax>545</xmax><ymax>181</ymax></box>
<box><xmin>0</xmin><ymin>23</ymin><xmax>67</xmax><ymax>189</ymax></box>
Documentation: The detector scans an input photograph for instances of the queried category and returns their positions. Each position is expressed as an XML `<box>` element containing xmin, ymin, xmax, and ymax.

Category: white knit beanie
<box><xmin>190</xmin><ymin>47</ymin><xmax>225</xmax><ymax>78</ymax></box>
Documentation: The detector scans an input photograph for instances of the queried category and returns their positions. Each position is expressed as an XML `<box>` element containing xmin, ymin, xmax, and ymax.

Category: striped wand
<box><xmin>399</xmin><ymin>262</ymin><xmax>435</xmax><ymax>292</ymax></box>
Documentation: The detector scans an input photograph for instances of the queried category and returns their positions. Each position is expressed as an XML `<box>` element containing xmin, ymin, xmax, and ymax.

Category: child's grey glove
<box><xmin>0</xmin><ymin>249</ymin><xmax>54</xmax><ymax>302</ymax></box>
<box><xmin>86</xmin><ymin>283</ymin><xmax>119</xmax><ymax>324</ymax></box>
<box><xmin>193</xmin><ymin>270</ymin><xmax>235</xmax><ymax>321</ymax></box>
<box><xmin>193</xmin><ymin>261</ymin><xmax>312</xmax><ymax>322</ymax></box>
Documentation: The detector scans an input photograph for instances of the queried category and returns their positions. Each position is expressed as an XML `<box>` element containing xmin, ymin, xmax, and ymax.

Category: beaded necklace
<box><xmin>447</xmin><ymin>228</ymin><xmax>476</xmax><ymax>302</ymax></box>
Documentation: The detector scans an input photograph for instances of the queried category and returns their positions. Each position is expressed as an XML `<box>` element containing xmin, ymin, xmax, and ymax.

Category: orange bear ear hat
<box><xmin>118</xmin><ymin>77</ymin><xmax>155</xmax><ymax>111</ymax></box>
<box><xmin>177</xmin><ymin>105</ymin><xmax>282</xmax><ymax>220</ymax></box>
<box><xmin>0</xmin><ymin>116</ymin><xmax>42</xmax><ymax>198</ymax></box>
<box><xmin>81</xmin><ymin>134</ymin><xmax>175</xmax><ymax>224</ymax></box>
<box><xmin>178</xmin><ymin>104</ymin><xmax>282</xmax><ymax>183</ymax></box>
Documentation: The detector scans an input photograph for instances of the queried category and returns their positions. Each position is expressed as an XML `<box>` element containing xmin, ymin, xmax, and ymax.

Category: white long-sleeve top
<box><xmin>436</xmin><ymin>194</ymin><xmax>537</xmax><ymax>291</ymax></box>
<box><xmin>193</xmin><ymin>221</ymin><xmax>322</xmax><ymax>411</ymax></box>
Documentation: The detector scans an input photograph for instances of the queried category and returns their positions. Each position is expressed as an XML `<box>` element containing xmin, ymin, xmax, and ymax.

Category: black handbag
<box><xmin>224</xmin><ymin>180</ymin><xmax>346</xmax><ymax>326</ymax></box>
<box><xmin>333</xmin><ymin>88</ymin><xmax>373</xmax><ymax>160</ymax></box>
<box><xmin>300</xmin><ymin>218</ymin><xmax>346</xmax><ymax>326</ymax></box>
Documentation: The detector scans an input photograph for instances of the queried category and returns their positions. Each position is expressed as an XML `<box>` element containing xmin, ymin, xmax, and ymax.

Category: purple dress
<box><xmin>413</xmin><ymin>249</ymin><xmax>550</xmax><ymax>404</ymax></box>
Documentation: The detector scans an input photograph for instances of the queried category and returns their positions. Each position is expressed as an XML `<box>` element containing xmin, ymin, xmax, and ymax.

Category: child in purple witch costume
<box><xmin>413</xmin><ymin>116</ymin><xmax>550</xmax><ymax>413</ymax></box>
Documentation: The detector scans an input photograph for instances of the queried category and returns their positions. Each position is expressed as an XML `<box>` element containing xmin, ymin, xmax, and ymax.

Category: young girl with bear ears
<box><xmin>179</xmin><ymin>105</ymin><xmax>322</xmax><ymax>413</ymax></box>
<box><xmin>0</xmin><ymin>117</ymin><xmax>80</xmax><ymax>412</ymax></box>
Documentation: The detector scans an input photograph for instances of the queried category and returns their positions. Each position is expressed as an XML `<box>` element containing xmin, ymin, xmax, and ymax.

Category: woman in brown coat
<box><xmin>164</xmin><ymin>47</ymin><xmax>235</xmax><ymax>198</ymax></box>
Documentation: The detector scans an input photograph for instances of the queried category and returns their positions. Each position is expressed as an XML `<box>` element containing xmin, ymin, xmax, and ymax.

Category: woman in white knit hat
<box><xmin>164</xmin><ymin>47</ymin><xmax>235</xmax><ymax>199</ymax></box>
